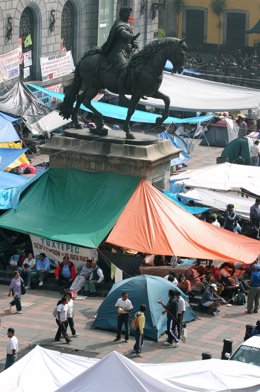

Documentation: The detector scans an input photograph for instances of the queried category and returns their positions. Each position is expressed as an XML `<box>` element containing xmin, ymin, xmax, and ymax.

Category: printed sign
<box><xmin>0</xmin><ymin>48</ymin><xmax>20</xmax><ymax>82</ymax></box>
<box><xmin>97</xmin><ymin>0</ymin><xmax>114</xmax><ymax>46</ymax></box>
<box><xmin>23</xmin><ymin>50</ymin><xmax>32</xmax><ymax>67</ymax></box>
<box><xmin>40</xmin><ymin>51</ymin><xmax>75</xmax><ymax>81</ymax></box>
<box><xmin>30</xmin><ymin>235</ymin><xmax>98</xmax><ymax>268</ymax></box>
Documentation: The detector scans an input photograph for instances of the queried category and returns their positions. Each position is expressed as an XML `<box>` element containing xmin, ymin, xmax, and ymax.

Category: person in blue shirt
<box><xmin>251</xmin><ymin>320</ymin><xmax>260</xmax><ymax>336</ymax></box>
<box><xmin>247</xmin><ymin>263</ymin><xmax>260</xmax><ymax>314</ymax></box>
<box><xmin>30</xmin><ymin>253</ymin><xmax>51</xmax><ymax>288</ymax></box>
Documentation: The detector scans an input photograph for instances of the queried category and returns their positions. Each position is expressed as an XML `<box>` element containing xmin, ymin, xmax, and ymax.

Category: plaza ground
<box><xmin>0</xmin><ymin>284</ymin><xmax>258</xmax><ymax>371</ymax></box>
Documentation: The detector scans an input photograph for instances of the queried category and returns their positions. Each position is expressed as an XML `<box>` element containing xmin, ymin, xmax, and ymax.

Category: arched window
<box><xmin>225</xmin><ymin>12</ymin><xmax>247</xmax><ymax>48</ymax></box>
<box><xmin>19</xmin><ymin>7</ymin><xmax>35</xmax><ymax>80</ymax></box>
<box><xmin>61</xmin><ymin>1</ymin><xmax>75</xmax><ymax>56</ymax></box>
<box><xmin>185</xmin><ymin>9</ymin><xmax>206</xmax><ymax>49</ymax></box>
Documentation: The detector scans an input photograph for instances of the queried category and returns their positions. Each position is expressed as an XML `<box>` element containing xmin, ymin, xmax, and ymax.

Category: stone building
<box><xmin>0</xmin><ymin>0</ymin><xmax>159</xmax><ymax>87</ymax></box>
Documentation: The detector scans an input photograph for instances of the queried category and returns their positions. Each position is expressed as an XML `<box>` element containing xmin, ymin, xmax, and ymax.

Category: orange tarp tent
<box><xmin>107</xmin><ymin>180</ymin><xmax>260</xmax><ymax>264</ymax></box>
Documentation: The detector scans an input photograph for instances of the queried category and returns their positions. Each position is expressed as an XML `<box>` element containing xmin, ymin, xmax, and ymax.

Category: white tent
<box><xmin>26</xmin><ymin>110</ymin><xmax>72</xmax><ymax>136</ymax></box>
<box><xmin>180</xmin><ymin>188</ymin><xmax>254</xmax><ymax>219</ymax></box>
<box><xmin>57</xmin><ymin>351</ymin><xmax>260</xmax><ymax>392</ymax></box>
<box><xmin>0</xmin><ymin>345</ymin><xmax>97</xmax><ymax>392</ymax></box>
<box><xmin>171</xmin><ymin>163</ymin><xmax>260</xmax><ymax>192</ymax></box>
<box><xmin>141</xmin><ymin>73</ymin><xmax>260</xmax><ymax>111</ymax></box>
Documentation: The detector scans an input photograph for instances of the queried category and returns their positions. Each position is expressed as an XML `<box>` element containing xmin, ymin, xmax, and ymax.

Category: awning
<box><xmin>107</xmin><ymin>180</ymin><xmax>260</xmax><ymax>263</ymax></box>
<box><xmin>162</xmin><ymin>190</ymin><xmax>209</xmax><ymax>215</ymax></box>
<box><xmin>0</xmin><ymin>168</ymin><xmax>140</xmax><ymax>248</ymax></box>
<box><xmin>0</xmin><ymin>117</ymin><xmax>20</xmax><ymax>142</ymax></box>
<box><xmin>157</xmin><ymin>130</ymin><xmax>191</xmax><ymax>166</ymax></box>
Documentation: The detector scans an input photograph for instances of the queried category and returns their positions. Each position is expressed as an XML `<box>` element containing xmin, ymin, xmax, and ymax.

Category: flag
<box><xmin>24</xmin><ymin>34</ymin><xmax>32</xmax><ymax>48</ymax></box>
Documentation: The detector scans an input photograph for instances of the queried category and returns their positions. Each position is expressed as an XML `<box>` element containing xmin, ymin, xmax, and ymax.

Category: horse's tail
<box><xmin>58</xmin><ymin>63</ymin><xmax>81</xmax><ymax>120</ymax></box>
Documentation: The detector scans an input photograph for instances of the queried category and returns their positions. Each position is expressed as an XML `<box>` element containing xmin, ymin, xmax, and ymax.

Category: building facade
<box><xmin>0</xmin><ymin>0</ymin><xmax>159</xmax><ymax>87</ymax></box>
<box><xmin>160</xmin><ymin>0</ymin><xmax>260</xmax><ymax>50</ymax></box>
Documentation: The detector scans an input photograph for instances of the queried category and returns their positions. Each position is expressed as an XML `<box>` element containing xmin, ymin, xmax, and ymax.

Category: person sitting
<box><xmin>69</xmin><ymin>259</ymin><xmax>93</xmax><ymax>297</ymax></box>
<box><xmin>164</xmin><ymin>271</ymin><xmax>178</xmax><ymax>285</ymax></box>
<box><xmin>251</xmin><ymin>320</ymin><xmax>260</xmax><ymax>336</ymax></box>
<box><xmin>219</xmin><ymin>262</ymin><xmax>240</xmax><ymax>301</ymax></box>
<box><xmin>54</xmin><ymin>254</ymin><xmax>76</xmax><ymax>290</ymax></box>
<box><xmin>201</xmin><ymin>283</ymin><xmax>222</xmax><ymax>315</ymax></box>
<box><xmin>30</xmin><ymin>253</ymin><xmax>51</xmax><ymax>288</ymax></box>
<box><xmin>84</xmin><ymin>259</ymin><xmax>104</xmax><ymax>296</ymax></box>
<box><xmin>178</xmin><ymin>274</ymin><xmax>193</xmax><ymax>299</ymax></box>
<box><xmin>18</xmin><ymin>252</ymin><xmax>36</xmax><ymax>289</ymax></box>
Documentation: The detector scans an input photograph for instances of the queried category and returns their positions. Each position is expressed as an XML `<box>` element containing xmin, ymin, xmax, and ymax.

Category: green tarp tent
<box><xmin>0</xmin><ymin>168</ymin><xmax>140</xmax><ymax>248</ymax></box>
<box><xmin>221</xmin><ymin>137</ymin><xmax>252</xmax><ymax>165</ymax></box>
<box><xmin>247</xmin><ymin>20</ymin><xmax>260</xmax><ymax>34</ymax></box>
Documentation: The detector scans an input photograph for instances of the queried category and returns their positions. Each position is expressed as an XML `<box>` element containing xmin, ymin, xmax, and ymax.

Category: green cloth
<box><xmin>0</xmin><ymin>168</ymin><xmax>140</xmax><ymax>248</ymax></box>
<box><xmin>221</xmin><ymin>137</ymin><xmax>251</xmax><ymax>165</ymax></box>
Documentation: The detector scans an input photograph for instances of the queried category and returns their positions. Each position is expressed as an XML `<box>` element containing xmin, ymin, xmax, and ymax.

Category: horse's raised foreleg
<box><xmin>123</xmin><ymin>94</ymin><xmax>142</xmax><ymax>139</ymax></box>
<box><xmin>82</xmin><ymin>89</ymin><xmax>108</xmax><ymax>136</ymax></box>
<box><xmin>151</xmin><ymin>91</ymin><xmax>170</xmax><ymax>125</ymax></box>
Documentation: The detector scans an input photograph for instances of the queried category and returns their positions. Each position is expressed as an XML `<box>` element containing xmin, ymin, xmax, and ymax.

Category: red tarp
<box><xmin>107</xmin><ymin>180</ymin><xmax>260</xmax><ymax>264</ymax></box>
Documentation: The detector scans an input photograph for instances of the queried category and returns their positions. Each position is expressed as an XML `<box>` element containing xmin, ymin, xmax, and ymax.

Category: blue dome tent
<box><xmin>91</xmin><ymin>275</ymin><xmax>196</xmax><ymax>341</ymax></box>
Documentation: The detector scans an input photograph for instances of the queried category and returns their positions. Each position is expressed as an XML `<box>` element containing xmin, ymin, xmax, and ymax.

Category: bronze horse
<box><xmin>59</xmin><ymin>37</ymin><xmax>187</xmax><ymax>139</ymax></box>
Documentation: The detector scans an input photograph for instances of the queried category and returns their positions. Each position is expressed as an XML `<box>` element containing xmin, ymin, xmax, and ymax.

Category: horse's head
<box><xmin>170</xmin><ymin>38</ymin><xmax>187</xmax><ymax>74</ymax></box>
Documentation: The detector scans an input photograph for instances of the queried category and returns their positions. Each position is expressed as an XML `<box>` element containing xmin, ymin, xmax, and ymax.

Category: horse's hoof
<box><xmin>89</xmin><ymin>127</ymin><xmax>108</xmax><ymax>136</ymax></box>
<box><xmin>125</xmin><ymin>132</ymin><xmax>135</xmax><ymax>140</ymax></box>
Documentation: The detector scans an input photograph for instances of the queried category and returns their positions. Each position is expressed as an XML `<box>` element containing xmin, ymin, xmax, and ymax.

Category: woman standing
<box><xmin>54</xmin><ymin>296</ymin><xmax>71</xmax><ymax>344</ymax></box>
<box><xmin>8</xmin><ymin>271</ymin><xmax>23</xmax><ymax>314</ymax></box>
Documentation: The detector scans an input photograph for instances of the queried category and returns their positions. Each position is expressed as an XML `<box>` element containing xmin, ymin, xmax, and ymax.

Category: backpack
<box><xmin>233</xmin><ymin>291</ymin><xmax>246</xmax><ymax>306</ymax></box>
<box><xmin>131</xmin><ymin>313</ymin><xmax>140</xmax><ymax>329</ymax></box>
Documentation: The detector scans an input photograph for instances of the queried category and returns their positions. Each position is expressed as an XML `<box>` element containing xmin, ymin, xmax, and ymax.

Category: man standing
<box><xmin>159</xmin><ymin>290</ymin><xmax>179</xmax><ymax>347</ymax></box>
<box><xmin>221</xmin><ymin>204</ymin><xmax>240</xmax><ymax>233</ymax></box>
<box><xmin>84</xmin><ymin>259</ymin><xmax>104</xmax><ymax>295</ymax></box>
<box><xmin>176</xmin><ymin>291</ymin><xmax>186</xmax><ymax>340</ymax></box>
<box><xmin>250</xmin><ymin>140</ymin><xmax>260</xmax><ymax>166</ymax></box>
<box><xmin>114</xmin><ymin>292</ymin><xmax>133</xmax><ymax>343</ymax></box>
<box><xmin>247</xmin><ymin>264</ymin><xmax>260</xmax><ymax>314</ymax></box>
<box><xmin>30</xmin><ymin>253</ymin><xmax>50</xmax><ymax>287</ymax></box>
<box><xmin>250</xmin><ymin>199</ymin><xmax>260</xmax><ymax>237</ymax></box>
<box><xmin>132</xmin><ymin>304</ymin><xmax>146</xmax><ymax>358</ymax></box>
<box><xmin>5</xmin><ymin>327</ymin><xmax>18</xmax><ymax>369</ymax></box>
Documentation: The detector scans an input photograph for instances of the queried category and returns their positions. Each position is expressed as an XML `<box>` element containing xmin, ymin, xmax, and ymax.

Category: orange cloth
<box><xmin>107</xmin><ymin>180</ymin><xmax>260</xmax><ymax>264</ymax></box>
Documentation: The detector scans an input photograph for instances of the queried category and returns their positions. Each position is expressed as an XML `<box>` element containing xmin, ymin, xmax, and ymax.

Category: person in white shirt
<box><xmin>251</xmin><ymin>140</ymin><xmax>260</xmax><ymax>166</ymax></box>
<box><xmin>20</xmin><ymin>252</ymin><xmax>36</xmax><ymax>289</ymax></box>
<box><xmin>65</xmin><ymin>291</ymin><xmax>78</xmax><ymax>337</ymax></box>
<box><xmin>176</xmin><ymin>291</ymin><xmax>186</xmax><ymax>340</ymax></box>
<box><xmin>164</xmin><ymin>271</ymin><xmax>178</xmax><ymax>285</ymax></box>
<box><xmin>54</xmin><ymin>296</ymin><xmax>71</xmax><ymax>344</ymax></box>
<box><xmin>5</xmin><ymin>327</ymin><xmax>18</xmax><ymax>369</ymax></box>
<box><xmin>114</xmin><ymin>292</ymin><xmax>133</xmax><ymax>342</ymax></box>
<box><xmin>84</xmin><ymin>260</ymin><xmax>104</xmax><ymax>295</ymax></box>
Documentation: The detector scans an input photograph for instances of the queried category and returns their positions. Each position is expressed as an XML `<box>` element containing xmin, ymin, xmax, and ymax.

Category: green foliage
<box><xmin>157</xmin><ymin>28</ymin><xmax>166</xmax><ymax>38</ymax></box>
<box><xmin>211</xmin><ymin>0</ymin><xmax>227</xmax><ymax>16</ymax></box>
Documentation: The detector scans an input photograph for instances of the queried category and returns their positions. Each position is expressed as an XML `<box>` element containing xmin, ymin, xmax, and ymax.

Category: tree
<box><xmin>173</xmin><ymin>0</ymin><xmax>185</xmax><ymax>38</ymax></box>
<box><xmin>211</xmin><ymin>0</ymin><xmax>227</xmax><ymax>47</ymax></box>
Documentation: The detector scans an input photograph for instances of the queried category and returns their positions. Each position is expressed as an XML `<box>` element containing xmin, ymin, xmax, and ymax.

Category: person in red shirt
<box><xmin>178</xmin><ymin>274</ymin><xmax>193</xmax><ymax>299</ymax></box>
<box><xmin>54</xmin><ymin>255</ymin><xmax>76</xmax><ymax>290</ymax></box>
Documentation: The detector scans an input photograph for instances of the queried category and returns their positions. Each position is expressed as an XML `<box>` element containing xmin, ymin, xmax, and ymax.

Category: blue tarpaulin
<box><xmin>92</xmin><ymin>275</ymin><xmax>196</xmax><ymax>341</ymax></box>
<box><xmin>0</xmin><ymin>148</ymin><xmax>27</xmax><ymax>170</ymax></box>
<box><xmin>158</xmin><ymin>130</ymin><xmax>190</xmax><ymax>166</ymax></box>
<box><xmin>0</xmin><ymin>112</ymin><xmax>19</xmax><ymax>123</ymax></box>
<box><xmin>0</xmin><ymin>117</ymin><xmax>20</xmax><ymax>142</ymax></box>
<box><xmin>164</xmin><ymin>61</ymin><xmax>202</xmax><ymax>76</ymax></box>
<box><xmin>163</xmin><ymin>190</ymin><xmax>209</xmax><ymax>215</ymax></box>
<box><xmin>0</xmin><ymin>173</ymin><xmax>42</xmax><ymax>210</ymax></box>
<box><xmin>28</xmin><ymin>84</ymin><xmax>213</xmax><ymax>125</ymax></box>
<box><xmin>0</xmin><ymin>171</ymin><xmax>28</xmax><ymax>189</ymax></box>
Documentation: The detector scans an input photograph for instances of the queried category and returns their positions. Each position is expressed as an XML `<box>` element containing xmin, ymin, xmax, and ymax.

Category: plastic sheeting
<box><xmin>92</xmin><ymin>275</ymin><xmax>195</xmax><ymax>341</ymax></box>
<box><xmin>0</xmin><ymin>171</ymin><xmax>29</xmax><ymax>189</ymax></box>
<box><xmin>179</xmin><ymin>189</ymin><xmax>254</xmax><ymax>219</ymax></box>
<box><xmin>0</xmin><ymin>82</ymin><xmax>50</xmax><ymax>124</ymax></box>
<box><xmin>0</xmin><ymin>168</ymin><xmax>140</xmax><ymax>248</ymax></box>
<box><xmin>28</xmin><ymin>83</ymin><xmax>213</xmax><ymax>124</ymax></box>
<box><xmin>0</xmin><ymin>148</ymin><xmax>27</xmax><ymax>170</ymax></box>
<box><xmin>157</xmin><ymin>130</ymin><xmax>191</xmax><ymax>166</ymax></box>
<box><xmin>171</xmin><ymin>162</ymin><xmax>260</xmax><ymax>192</ymax></box>
<box><xmin>57</xmin><ymin>351</ymin><xmax>260</xmax><ymax>392</ymax></box>
<box><xmin>0</xmin><ymin>117</ymin><xmax>20</xmax><ymax>142</ymax></box>
<box><xmin>107</xmin><ymin>179</ymin><xmax>260</xmax><ymax>263</ymax></box>
<box><xmin>162</xmin><ymin>190</ymin><xmax>209</xmax><ymax>215</ymax></box>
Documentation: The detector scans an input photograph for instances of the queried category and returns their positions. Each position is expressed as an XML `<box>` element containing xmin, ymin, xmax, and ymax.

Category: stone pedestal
<box><xmin>40</xmin><ymin>128</ymin><xmax>181</xmax><ymax>189</ymax></box>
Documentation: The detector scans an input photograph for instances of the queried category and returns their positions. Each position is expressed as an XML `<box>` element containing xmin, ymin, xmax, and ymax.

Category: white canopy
<box><xmin>26</xmin><ymin>110</ymin><xmax>72</xmax><ymax>136</ymax></box>
<box><xmin>180</xmin><ymin>188</ymin><xmax>254</xmax><ymax>219</ymax></box>
<box><xmin>140</xmin><ymin>73</ymin><xmax>260</xmax><ymax>111</ymax></box>
<box><xmin>171</xmin><ymin>163</ymin><xmax>260</xmax><ymax>192</ymax></box>
<box><xmin>1</xmin><ymin>347</ymin><xmax>259</xmax><ymax>392</ymax></box>
<box><xmin>0</xmin><ymin>345</ymin><xmax>97</xmax><ymax>392</ymax></box>
<box><xmin>57</xmin><ymin>351</ymin><xmax>260</xmax><ymax>392</ymax></box>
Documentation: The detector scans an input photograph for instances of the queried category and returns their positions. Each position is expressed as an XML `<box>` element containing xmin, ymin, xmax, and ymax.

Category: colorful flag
<box><xmin>24</xmin><ymin>34</ymin><xmax>32</xmax><ymax>48</ymax></box>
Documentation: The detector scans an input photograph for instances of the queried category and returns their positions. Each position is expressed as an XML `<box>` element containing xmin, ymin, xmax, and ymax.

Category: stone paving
<box><xmin>0</xmin><ymin>284</ymin><xmax>258</xmax><ymax>370</ymax></box>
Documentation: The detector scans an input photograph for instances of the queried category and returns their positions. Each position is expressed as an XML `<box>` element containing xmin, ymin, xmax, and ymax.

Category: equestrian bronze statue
<box><xmin>59</xmin><ymin>7</ymin><xmax>187</xmax><ymax>139</ymax></box>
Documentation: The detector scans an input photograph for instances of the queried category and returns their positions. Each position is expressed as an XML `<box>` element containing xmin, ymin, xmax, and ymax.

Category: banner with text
<box><xmin>0</xmin><ymin>48</ymin><xmax>20</xmax><ymax>82</ymax></box>
<box><xmin>98</xmin><ymin>0</ymin><xmax>114</xmax><ymax>46</ymax></box>
<box><xmin>40</xmin><ymin>51</ymin><xmax>75</xmax><ymax>81</ymax></box>
<box><xmin>30</xmin><ymin>235</ymin><xmax>98</xmax><ymax>267</ymax></box>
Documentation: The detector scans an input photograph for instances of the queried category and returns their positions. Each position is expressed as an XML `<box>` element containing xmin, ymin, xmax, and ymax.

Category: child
<box><xmin>65</xmin><ymin>291</ymin><xmax>78</xmax><ymax>337</ymax></box>
<box><xmin>132</xmin><ymin>304</ymin><xmax>146</xmax><ymax>357</ymax></box>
